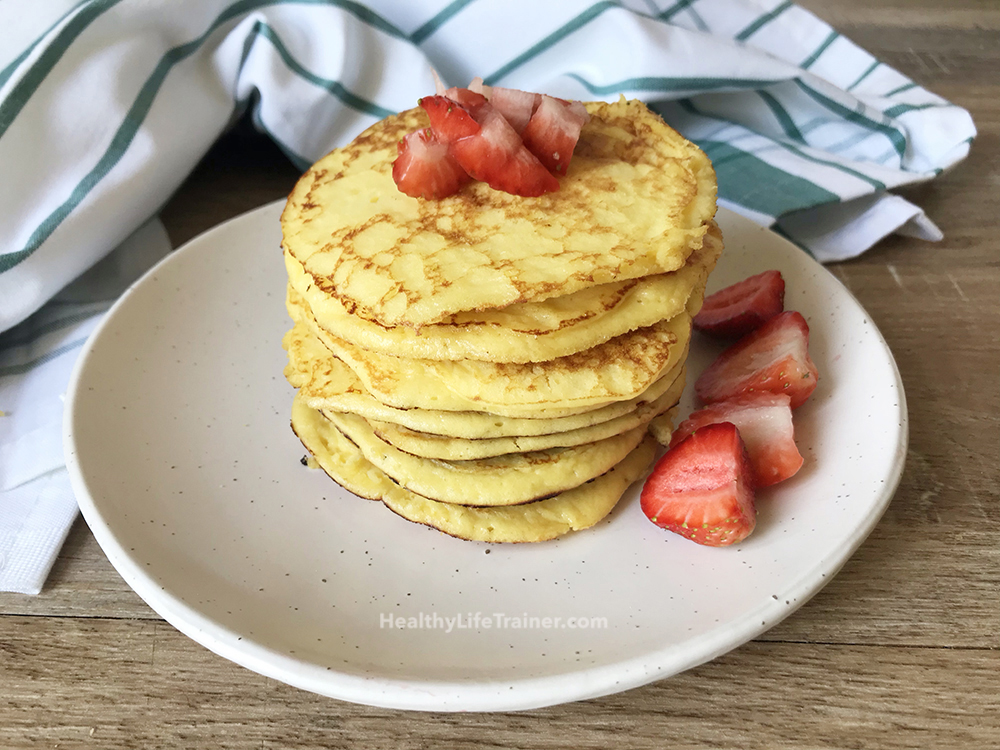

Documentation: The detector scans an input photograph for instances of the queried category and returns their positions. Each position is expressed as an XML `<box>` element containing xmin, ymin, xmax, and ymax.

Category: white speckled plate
<box><xmin>64</xmin><ymin>202</ymin><xmax>906</xmax><ymax>712</ymax></box>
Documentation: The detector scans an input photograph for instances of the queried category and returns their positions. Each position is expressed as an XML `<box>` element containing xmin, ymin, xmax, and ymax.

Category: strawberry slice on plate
<box><xmin>521</xmin><ymin>95</ymin><xmax>590</xmax><ymax>175</ymax></box>
<box><xmin>671</xmin><ymin>393</ymin><xmax>803</xmax><ymax>487</ymax></box>
<box><xmin>695</xmin><ymin>311</ymin><xmax>819</xmax><ymax>409</ymax></box>
<box><xmin>694</xmin><ymin>270</ymin><xmax>785</xmax><ymax>338</ymax></box>
<box><xmin>392</xmin><ymin>128</ymin><xmax>471</xmax><ymax>199</ymax></box>
<box><xmin>641</xmin><ymin>422</ymin><xmax>756</xmax><ymax>547</ymax></box>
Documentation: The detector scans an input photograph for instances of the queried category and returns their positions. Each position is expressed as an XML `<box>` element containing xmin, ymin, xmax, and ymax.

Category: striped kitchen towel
<box><xmin>0</xmin><ymin>219</ymin><xmax>172</xmax><ymax>593</ymax></box>
<box><xmin>0</xmin><ymin>0</ymin><xmax>975</xmax><ymax>593</ymax></box>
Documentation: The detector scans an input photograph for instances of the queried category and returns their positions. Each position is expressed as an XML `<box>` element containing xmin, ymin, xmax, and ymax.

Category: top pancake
<box><xmin>281</xmin><ymin>97</ymin><xmax>717</xmax><ymax>329</ymax></box>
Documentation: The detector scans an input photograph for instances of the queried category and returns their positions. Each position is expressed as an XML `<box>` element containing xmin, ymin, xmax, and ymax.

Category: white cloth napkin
<box><xmin>0</xmin><ymin>0</ymin><xmax>975</xmax><ymax>593</ymax></box>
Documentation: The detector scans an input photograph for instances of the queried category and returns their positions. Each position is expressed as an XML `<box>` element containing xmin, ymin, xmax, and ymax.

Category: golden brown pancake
<box><xmin>362</xmin><ymin>379</ymin><xmax>684</xmax><ymax>460</ymax></box>
<box><xmin>281</xmin><ymin>98</ymin><xmax>717</xmax><ymax>329</ymax></box>
<box><xmin>284</xmin><ymin>319</ymin><xmax>687</xmax><ymax>437</ymax></box>
<box><xmin>284</xmin><ymin>222</ymin><xmax>722</xmax><ymax>363</ymax></box>
<box><xmin>286</xmin><ymin>298</ymin><xmax>692</xmax><ymax>417</ymax></box>
<box><xmin>291</xmin><ymin>394</ymin><xmax>658</xmax><ymax>543</ymax></box>
<box><xmin>323</xmin><ymin>408</ymin><xmax>648</xmax><ymax>506</ymax></box>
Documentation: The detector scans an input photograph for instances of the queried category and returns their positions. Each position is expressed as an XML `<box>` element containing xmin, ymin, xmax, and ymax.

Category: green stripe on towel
<box><xmin>793</xmin><ymin>79</ymin><xmax>906</xmax><ymax>159</ymax></box>
<box><xmin>485</xmin><ymin>1</ymin><xmax>619</xmax><ymax>84</ymax></box>
<box><xmin>801</xmin><ymin>30</ymin><xmax>838</xmax><ymax>69</ymax></box>
<box><xmin>0</xmin><ymin>0</ymin><xmax>124</xmax><ymax>140</ymax></box>
<box><xmin>411</xmin><ymin>0</ymin><xmax>476</xmax><ymax>44</ymax></box>
<box><xmin>0</xmin><ymin>0</ymin><xmax>401</xmax><ymax>275</ymax></box>
<box><xmin>847</xmin><ymin>60</ymin><xmax>880</xmax><ymax>91</ymax></box>
<box><xmin>0</xmin><ymin>336</ymin><xmax>90</xmax><ymax>377</ymax></box>
<box><xmin>657</xmin><ymin>0</ymin><xmax>698</xmax><ymax>22</ymax></box>
<box><xmin>675</xmin><ymin>97</ymin><xmax>885</xmax><ymax>191</ymax></box>
<box><xmin>757</xmin><ymin>90</ymin><xmax>805</xmax><ymax>142</ymax></box>
<box><xmin>250</xmin><ymin>21</ymin><xmax>394</xmax><ymax>119</ymax></box>
<box><xmin>0</xmin><ymin>0</ymin><xmax>92</xmax><ymax>91</ymax></box>
<box><xmin>568</xmin><ymin>73</ymin><xmax>779</xmax><ymax>95</ymax></box>
<box><xmin>734</xmin><ymin>1</ymin><xmax>791</xmax><ymax>42</ymax></box>
<box><xmin>697</xmin><ymin>139</ymin><xmax>840</xmax><ymax>217</ymax></box>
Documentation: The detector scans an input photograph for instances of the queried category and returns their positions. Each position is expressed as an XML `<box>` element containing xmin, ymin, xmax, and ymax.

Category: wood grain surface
<box><xmin>2</xmin><ymin>2</ymin><xmax>997</xmax><ymax>748</ymax></box>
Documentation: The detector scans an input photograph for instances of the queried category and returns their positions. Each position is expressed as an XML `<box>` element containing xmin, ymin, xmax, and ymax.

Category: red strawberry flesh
<box><xmin>694</xmin><ymin>270</ymin><xmax>785</xmax><ymax>338</ymax></box>
<box><xmin>448</xmin><ymin>102</ymin><xmax>560</xmax><ymax>197</ymax></box>
<box><xmin>392</xmin><ymin>128</ymin><xmax>471</xmax><ymax>199</ymax></box>
<box><xmin>521</xmin><ymin>95</ymin><xmax>590</xmax><ymax>175</ymax></box>
<box><xmin>695</xmin><ymin>310</ymin><xmax>818</xmax><ymax>409</ymax></box>
<box><xmin>671</xmin><ymin>393</ymin><xmax>803</xmax><ymax>487</ymax></box>
<box><xmin>404</xmin><ymin>85</ymin><xmax>588</xmax><ymax>198</ymax></box>
<box><xmin>488</xmin><ymin>87</ymin><xmax>540</xmax><ymax>134</ymax></box>
<box><xmin>641</xmin><ymin>422</ymin><xmax>756</xmax><ymax>546</ymax></box>
<box><xmin>419</xmin><ymin>95</ymin><xmax>481</xmax><ymax>143</ymax></box>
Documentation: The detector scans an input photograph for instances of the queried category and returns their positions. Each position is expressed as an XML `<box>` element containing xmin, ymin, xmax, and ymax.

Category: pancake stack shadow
<box><xmin>280</xmin><ymin>98</ymin><xmax>721</xmax><ymax>543</ymax></box>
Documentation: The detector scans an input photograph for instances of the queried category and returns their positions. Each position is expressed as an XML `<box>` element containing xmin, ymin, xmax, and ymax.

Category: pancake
<box><xmin>281</xmin><ymin>97</ymin><xmax>717</xmax><ymax>329</ymax></box>
<box><xmin>284</xmin><ymin>320</ymin><xmax>687</xmax><ymax>437</ymax></box>
<box><xmin>281</xmin><ymin>91</ymin><xmax>721</xmax><ymax>542</ymax></box>
<box><xmin>291</xmin><ymin>395</ymin><xmax>658</xmax><ymax>543</ymax></box>
<box><xmin>287</xmin><ymin>298</ymin><xmax>692</xmax><ymax>417</ymax></box>
<box><xmin>363</xmin><ymin>376</ymin><xmax>684</xmax><ymax>460</ymax></box>
<box><xmin>323</xmin><ymin>408</ymin><xmax>648</xmax><ymax>506</ymax></box>
<box><xmin>284</xmin><ymin>222</ymin><xmax>722</xmax><ymax>363</ymax></box>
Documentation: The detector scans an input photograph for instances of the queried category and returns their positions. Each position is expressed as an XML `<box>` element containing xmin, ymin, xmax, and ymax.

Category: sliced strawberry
<box><xmin>449</xmin><ymin>102</ymin><xmax>559</xmax><ymax>197</ymax></box>
<box><xmin>440</xmin><ymin>87</ymin><xmax>489</xmax><ymax>110</ymax></box>
<box><xmin>521</xmin><ymin>95</ymin><xmax>590</xmax><ymax>175</ymax></box>
<box><xmin>671</xmin><ymin>393</ymin><xmax>803</xmax><ymax>487</ymax></box>
<box><xmin>488</xmin><ymin>87</ymin><xmax>540</xmax><ymax>134</ymax></box>
<box><xmin>641</xmin><ymin>422</ymin><xmax>756</xmax><ymax>546</ymax></box>
<box><xmin>694</xmin><ymin>270</ymin><xmax>786</xmax><ymax>338</ymax></box>
<box><xmin>392</xmin><ymin>128</ymin><xmax>471</xmax><ymax>199</ymax></box>
<box><xmin>419</xmin><ymin>94</ymin><xmax>481</xmax><ymax>143</ymax></box>
<box><xmin>695</xmin><ymin>311</ymin><xmax>819</xmax><ymax>409</ymax></box>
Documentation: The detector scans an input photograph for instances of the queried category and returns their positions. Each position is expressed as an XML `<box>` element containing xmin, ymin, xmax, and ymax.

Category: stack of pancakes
<box><xmin>281</xmin><ymin>98</ymin><xmax>720</xmax><ymax>543</ymax></box>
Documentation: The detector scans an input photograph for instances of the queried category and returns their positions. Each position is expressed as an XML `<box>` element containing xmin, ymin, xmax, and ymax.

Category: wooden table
<box><xmin>3</xmin><ymin>2</ymin><xmax>997</xmax><ymax>747</ymax></box>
